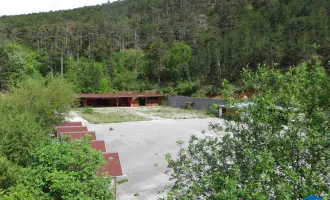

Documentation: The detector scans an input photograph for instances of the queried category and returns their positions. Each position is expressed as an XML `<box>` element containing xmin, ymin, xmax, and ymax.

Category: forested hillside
<box><xmin>0</xmin><ymin>0</ymin><xmax>329</xmax><ymax>96</ymax></box>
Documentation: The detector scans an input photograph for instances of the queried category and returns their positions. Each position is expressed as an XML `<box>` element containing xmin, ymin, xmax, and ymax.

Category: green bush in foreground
<box><xmin>1</xmin><ymin>138</ymin><xmax>114</xmax><ymax>200</ymax></box>
<box><xmin>163</xmin><ymin>62</ymin><xmax>330</xmax><ymax>199</ymax></box>
<box><xmin>0</xmin><ymin>77</ymin><xmax>76</xmax><ymax>165</ymax></box>
<box><xmin>0</xmin><ymin>77</ymin><xmax>114</xmax><ymax>199</ymax></box>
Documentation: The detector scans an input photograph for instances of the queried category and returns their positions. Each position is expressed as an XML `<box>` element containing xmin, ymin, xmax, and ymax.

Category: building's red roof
<box><xmin>91</xmin><ymin>140</ymin><xmax>106</xmax><ymax>152</ymax></box>
<box><xmin>60</xmin><ymin>131</ymin><xmax>97</xmax><ymax>140</ymax></box>
<box><xmin>57</xmin><ymin>121</ymin><xmax>82</xmax><ymax>127</ymax></box>
<box><xmin>78</xmin><ymin>93</ymin><xmax>165</xmax><ymax>98</ymax></box>
<box><xmin>56</xmin><ymin>126</ymin><xmax>88</xmax><ymax>139</ymax></box>
<box><xmin>100</xmin><ymin>152</ymin><xmax>123</xmax><ymax>177</ymax></box>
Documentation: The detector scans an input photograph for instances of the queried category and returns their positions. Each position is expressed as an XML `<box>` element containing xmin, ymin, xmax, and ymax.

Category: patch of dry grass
<box><xmin>76</xmin><ymin>108</ymin><xmax>151</xmax><ymax>124</ymax></box>
<box><xmin>76</xmin><ymin>106</ymin><xmax>211</xmax><ymax>123</ymax></box>
<box><xmin>135</xmin><ymin>106</ymin><xmax>209</xmax><ymax>119</ymax></box>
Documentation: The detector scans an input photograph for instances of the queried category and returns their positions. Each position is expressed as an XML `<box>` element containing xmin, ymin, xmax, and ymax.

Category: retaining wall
<box><xmin>166</xmin><ymin>96</ymin><xmax>226</xmax><ymax>110</ymax></box>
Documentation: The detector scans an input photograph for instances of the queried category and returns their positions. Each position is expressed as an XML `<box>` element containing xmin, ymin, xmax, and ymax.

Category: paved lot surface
<box><xmin>87</xmin><ymin>118</ymin><xmax>224</xmax><ymax>200</ymax></box>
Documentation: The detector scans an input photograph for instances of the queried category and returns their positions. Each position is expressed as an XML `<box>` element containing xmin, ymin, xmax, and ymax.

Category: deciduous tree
<box><xmin>164</xmin><ymin>62</ymin><xmax>330</xmax><ymax>199</ymax></box>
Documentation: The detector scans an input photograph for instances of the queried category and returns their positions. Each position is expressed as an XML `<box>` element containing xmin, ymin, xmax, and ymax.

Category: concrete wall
<box><xmin>167</xmin><ymin>96</ymin><xmax>226</xmax><ymax>110</ymax></box>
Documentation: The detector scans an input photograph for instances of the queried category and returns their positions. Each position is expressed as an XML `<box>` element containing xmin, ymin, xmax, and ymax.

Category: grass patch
<box><xmin>117</xmin><ymin>178</ymin><xmax>129</xmax><ymax>185</ymax></box>
<box><xmin>77</xmin><ymin>109</ymin><xmax>151</xmax><ymax>124</ymax></box>
<box><xmin>83</xmin><ymin>106</ymin><xmax>94</xmax><ymax>114</ymax></box>
<box><xmin>133</xmin><ymin>193</ymin><xmax>140</xmax><ymax>197</ymax></box>
<box><xmin>109</xmin><ymin>127</ymin><xmax>114</xmax><ymax>131</ymax></box>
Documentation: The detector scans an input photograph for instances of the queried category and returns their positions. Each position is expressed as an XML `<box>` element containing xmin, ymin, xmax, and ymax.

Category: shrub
<box><xmin>164</xmin><ymin>63</ymin><xmax>330</xmax><ymax>199</ymax></box>
<box><xmin>192</xmin><ymin>88</ymin><xmax>207</xmax><ymax>98</ymax></box>
<box><xmin>8</xmin><ymin>77</ymin><xmax>77</xmax><ymax>132</ymax></box>
<box><xmin>176</xmin><ymin>81</ymin><xmax>199</xmax><ymax>96</ymax></box>
<box><xmin>158</xmin><ymin>85</ymin><xmax>177</xmax><ymax>96</ymax></box>
<box><xmin>205</xmin><ymin>104</ymin><xmax>219</xmax><ymax>117</ymax></box>
<box><xmin>2</xmin><ymin>139</ymin><xmax>114</xmax><ymax>199</ymax></box>
<box><xmin>117</xmin><ymin>178</ymin><xmax>129</xmax><ymax>185</ymax></box>
<box><xmin>83</xmin><ymin>106</ymin><xmax>94</xmax><ymax>114</ymax></box>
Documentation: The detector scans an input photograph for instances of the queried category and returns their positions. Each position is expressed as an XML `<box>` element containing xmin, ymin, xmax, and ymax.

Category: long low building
<box><xmin>78</xmin><ymin>93</ymin><xmax>165</xmax><ymax>107</ymax></box>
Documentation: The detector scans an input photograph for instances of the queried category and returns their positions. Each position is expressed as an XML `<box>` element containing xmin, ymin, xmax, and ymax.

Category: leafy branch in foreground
<box><xmin>0</xmin><ymin>77</ymin><xmax>114</xmax><ymax>199</ymax></box>
<box><xmin>163</xmin><ymin>62</ymin><xmax>330</xmax><ymax>199</ymax></box>
<box><xmin>1</xmin><ymin>138</ymin><xmax>114</xmax><ymax>200</ymax></box>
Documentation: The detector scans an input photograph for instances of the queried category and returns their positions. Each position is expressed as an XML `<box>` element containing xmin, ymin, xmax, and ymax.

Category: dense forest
<box><xmin>0</xmin><ymin>0</ymin><xmax>329</xmax><ymax>96</ymax></box>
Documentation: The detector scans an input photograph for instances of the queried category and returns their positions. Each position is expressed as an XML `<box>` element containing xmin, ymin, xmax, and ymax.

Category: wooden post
<box><xmin>146</xmin><ymin>98</ymin><xmax>148</xmax><ymax>106</ymax></box>
<box><xmin>116</xmin><ymin>98</ymin><xmax>119</xmax><ymax>107</ymax></box>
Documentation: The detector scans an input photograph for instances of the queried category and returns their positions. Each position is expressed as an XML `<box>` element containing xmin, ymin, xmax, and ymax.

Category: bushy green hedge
<box><xmin>205</xmin><ymin>104</ymin><xmax>219</xmax><ymax>117</ymax></box>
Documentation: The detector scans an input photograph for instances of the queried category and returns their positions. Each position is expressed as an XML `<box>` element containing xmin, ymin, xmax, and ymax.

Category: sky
<box><xmin>0</xmin><ymin>0</ymin><xmax>114</xmax><ymax>16</ymax></box>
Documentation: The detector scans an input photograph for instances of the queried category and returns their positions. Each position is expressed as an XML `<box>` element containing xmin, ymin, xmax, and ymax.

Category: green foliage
<box><xmin>157</xmin><ymin>84</ymin><xmax>177</xmax><ymax>96</ymax></box>
<box><xmin>133</xmin><ymin>192</ymin><xmax>140</xmax><ymax>197</ymax></box>
<box><xmin>83</xmin><ymin>106</ymin><xmax>94</xmax><ymax>114</ymax></box>
<box><xmin>164</xmin><ymin>63</ymin><xmax>330</xmax><ymax>199</ymax></box>
<box><xmin>0</xmin><ymin>77</ymin><xmax>76</xmax><ymax>166</ymax></box>
<box><xmin>117</xmin><ymin>178</ymin><xmax>129</xmax><ymax>185</ymax></box>
<box><xmin>0</xmin><ymin>77</ymin><xmax>114</xmax><ymax>199</ymax></box>
<box><xmin>221</xmin><ymin>79</ymin><xmax>233</xmax><ymax>101</ymax></box>
<box><xmin>0</xmin><ymin>105</ymin><xmax>44</xmax><ymax>166</ymax></box>
<box><xmin>0</xmin><ymin>42</ymin><xmax>40</xmax><ymax>90</ymax></box>
<box><xmin>205</xmin><ymin>104</ymin><xmax>219</xmax><ymax>117</ymax></box>
<box><xmin>0</xmin><ymin>0</ymin><xmax>329</xmax><ymax>92</ymax></box>
<box><xmin>191</xmin><ymin>85</ymin><xmax>220</xmax><ymax>98</ymax></box>
<box><xmin>109</xmin><ymin>49</ymin><xmax>149</xmax><ymax>91</ymax></box>
<box><xmin>0</xmin><ymin>156</ymin><xmax>22</xmax><ymax>190</ymax></box>
<box><xmin>176</xmin><ymin>81</ymin><xmax>200</xmax><ymax>96</ymax></box>
<box><xmin>2</xmin><ymin>139</ymin><xmax>114</xmax><ymax>200</ymax></box>
<box><xmin>8</xmin><ymin>77</ymin><xmax>77</xmax><ymax>131</ymax></box>
<box><xmin>147</xmin><ymin>39</ymin><xmax>168</xmax><ymax>84</ymax></box>
<box><xmin>167</xmin><ymin>42</ymin><xmax>192</xmax><ymax>81</ymax></box>
<box><xmin>66</xmin><ymin>58</ymin><xmax>110</xmax><ymax>93</ymax></box>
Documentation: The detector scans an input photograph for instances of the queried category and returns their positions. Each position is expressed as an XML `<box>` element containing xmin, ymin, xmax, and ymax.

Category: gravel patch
<box><xmin>66</xmin><ymin>111</ymin><xmax>89</xmax><ymax>125</ymax></box>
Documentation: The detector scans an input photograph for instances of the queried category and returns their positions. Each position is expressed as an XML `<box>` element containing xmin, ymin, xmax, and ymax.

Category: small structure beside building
<box><xmin>78</xmin><ymin>93</ymin><xmax>165</xmax><ymax>107</ymax></box>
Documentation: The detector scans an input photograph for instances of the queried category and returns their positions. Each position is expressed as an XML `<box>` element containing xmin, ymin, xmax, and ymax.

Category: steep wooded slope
<box><xmin>0</xmin><ymin>0</ymin><xmax>329</xmax><ymax>94</ymax></box>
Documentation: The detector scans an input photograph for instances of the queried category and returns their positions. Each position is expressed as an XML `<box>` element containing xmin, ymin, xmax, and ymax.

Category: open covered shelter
<box><xmin>78</xmin><ymin>93</ymin><xmax>165</xmax><ymax>107</ymax></box>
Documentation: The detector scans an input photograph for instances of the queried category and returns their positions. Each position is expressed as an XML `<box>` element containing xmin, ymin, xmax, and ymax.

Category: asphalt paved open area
<box><xmin>87</xmin><ymin>118</ymin><xmax>224</xmax><ymax>200</ymax></box>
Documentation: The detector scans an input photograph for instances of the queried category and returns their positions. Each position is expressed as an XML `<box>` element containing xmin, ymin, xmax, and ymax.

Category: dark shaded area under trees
<box><xmin>0</xmin><ymin>0</ymin><xmax>329</xmax><ymax>96</ymax></box>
